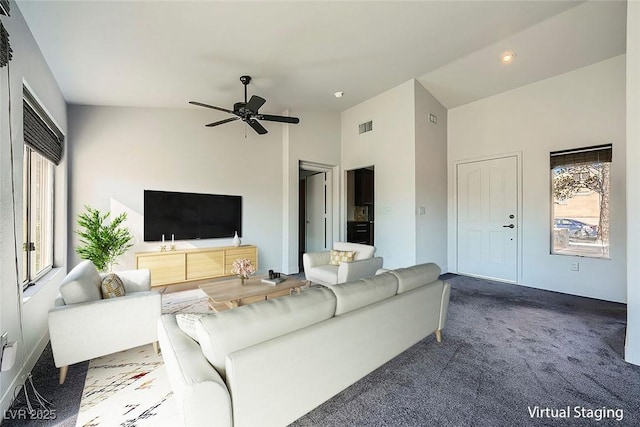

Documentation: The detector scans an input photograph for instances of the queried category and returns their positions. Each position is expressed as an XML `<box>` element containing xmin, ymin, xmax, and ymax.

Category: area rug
<box><xmin>75</xmin><ymin>288</ymin><xmax>211</xmax><ymax>427</ymax></box>
<box><xmin>75</xmin><ymin>345</ymin><xmax>178</xmax><ymax>427</ymax></box>
<box><xmin>159</xmin><ymin>288</ymin><xmax>209</xmax><ymax>314</ymax></box>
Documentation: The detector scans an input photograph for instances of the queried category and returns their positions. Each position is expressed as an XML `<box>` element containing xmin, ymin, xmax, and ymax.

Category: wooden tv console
<box><xmin>135</xmin><ymin>245</ymin><xmax>258</xmax><ymax>287</ymax></box>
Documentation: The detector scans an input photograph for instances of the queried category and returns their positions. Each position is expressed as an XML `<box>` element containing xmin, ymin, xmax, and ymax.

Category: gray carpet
<box><xmin>291</xmin><ymin>274</ymin><xmax>638</xmax><ymax>426</ymax></box>
<box><xmin>2</xmin><ymin>343</ymin><xmax>85</xmax><ymax>427</ymax></box>
<box><xmin>4</xmin><ymin>274</ymin><xmax>639</xmax><ymax>426</ymax></box>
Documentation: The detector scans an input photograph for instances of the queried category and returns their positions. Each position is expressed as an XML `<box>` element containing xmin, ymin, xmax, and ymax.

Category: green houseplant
<box><xmin>75</xmin><ymin>205</ymin><xmax>134</xmax><ymax>272</ymax></box>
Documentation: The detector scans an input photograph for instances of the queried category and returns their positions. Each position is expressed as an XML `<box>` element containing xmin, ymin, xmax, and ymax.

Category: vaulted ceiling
<box><xmin>17</xmin><ymin>1</ymin><xmax>626</xmax><ymax>116</ymax></box>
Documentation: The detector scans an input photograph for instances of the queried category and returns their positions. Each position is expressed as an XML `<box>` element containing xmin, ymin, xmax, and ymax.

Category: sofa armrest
<box><xmin>48</xmin><ymin>290</ymin><xmax>161</xmax><ymax>367</ymax></box>
<box><xmin>158</xmin><ymin>315</ymin><xmax>232</xmax><ymax>427</ymax></box>
<box><xmin>303</xmin><ymin>251</ymin><xmax>331</xmax><ymax>272</ymax></box>
<box><xmin>337</xmin><ymin>257</ymin><xmax>384</xmax><ymax>283</ymax></box>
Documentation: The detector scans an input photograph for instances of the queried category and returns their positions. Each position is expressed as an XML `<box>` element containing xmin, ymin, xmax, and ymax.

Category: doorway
<box><xmin>299</xmin><ymin>162</ymin><xmax>334</xmax><ymax>271</ymax></box>
<box><xmin>456</xmin><ymin>155</ymin><xmax>519</xmax><ymax>282</ymax></box>
<box><xmin>346</xmin><ymin>167</ymin><xmax>375</xmax><ymax>246</ymax></box>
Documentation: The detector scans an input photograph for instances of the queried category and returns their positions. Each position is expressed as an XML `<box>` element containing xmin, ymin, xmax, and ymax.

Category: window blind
<box><xmin>550</xmin><ymin>144</ymin><xmax>612</xmax><ymax>169</ymax></box>
<box><xmin>0</xmin><ymin>22</ymin><xmax>11</xmax><ymax>68</ymax></box>
<box><xmin>23</xmin><ymin>95</ymin><xmax>64</xmax><ymax>166</ymax></box>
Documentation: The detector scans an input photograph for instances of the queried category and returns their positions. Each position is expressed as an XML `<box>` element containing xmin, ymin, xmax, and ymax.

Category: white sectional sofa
<box><xmin>157</xmin><ymin>262</ymin><xmax>450</xmax><ymax>427</ymax></box>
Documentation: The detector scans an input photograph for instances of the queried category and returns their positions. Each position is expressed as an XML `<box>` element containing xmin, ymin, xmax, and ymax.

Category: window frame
<box><xmin>22</xmin><ymin>146</ymin><xmax>55</xmax><ymax>288</ymax></box>
<box><xmin>550</xmin><ymin>144</ymin><xmax>612</xmax><ymax>259</ymax></box>
<box><xmin>22</xmin><ymin>86</ymin><xmax>63</xmax><ymax>289</ymax></box>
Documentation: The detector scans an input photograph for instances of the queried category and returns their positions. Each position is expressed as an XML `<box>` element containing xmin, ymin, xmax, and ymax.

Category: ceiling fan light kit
<box><xmin>190</xmin><ymin>75</ymin><xmax>300</xmax><ymax>135</ymax></box>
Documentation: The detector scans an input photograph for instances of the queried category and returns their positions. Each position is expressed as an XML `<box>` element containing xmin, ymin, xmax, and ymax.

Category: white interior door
<box><xmin>306</xmin><ymin>173</ymin><xmax>327</xmax><ymax>252</ymax></box>
<box><xmin>457</xmin><ymin>156</ymin><xmax>518</xmax><ymax>282</ymax></box>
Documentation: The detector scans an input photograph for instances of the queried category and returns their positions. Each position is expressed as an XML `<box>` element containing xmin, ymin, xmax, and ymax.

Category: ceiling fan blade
<box><xmin>189</xmin><ymin>101</ymin><xmax>235</xmax><ymax>115</ymax></box>
<box><xmin>258</xmin><ymin>114</ymin><xmax>300</xmax><ymax>124</ymax></box>
<box><xmin>247</xmin><ymin>118</ymin><xmax>268</xmax><ymax>135</ymax></box>
<box><xmin>245</xmin><ymin>95</ymin><xmax>266</xmax><ymax>113</ymax></box>
<box><xmin>205</xmin><ymin>117</ymin><xmax>240</xmax><ymax>127</ymax></box>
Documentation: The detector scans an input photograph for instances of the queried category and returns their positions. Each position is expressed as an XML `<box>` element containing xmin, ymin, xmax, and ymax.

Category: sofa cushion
<box><xmin>333</xmin><ymin>242</ymin><xmax>375</xmax><ymax>260</ymax></box>
<box><xmin>59</xmin><ymin>260</ymin><xmax>103</xmax><ymax>305</ymax></box>
<box><xmin>101</xmin><ymin>273</ymin><xmax>126</xmax><ymax>298</ymax></box>
<box><xmin>329</xmin><ymin>249</ymin><xmax>355</xmax><ymax>266</ymax></box>
<box><xmin>329</xmin><ymin>272</ymin><xmax>399</xmax><ymax>316</ymax></box>
<box><xmin>114</xmin><ymin>269</ymin><xmax>151</xmax><ymax>293</ymax></box>
<box><xmin>391</xmin><ymin>263</ymin><xmax>442</xmax><ymax>294</ymax></box>
<box><xmin>195</xmin><ymin>287</ymin><xmax>337</xmax><ymax>377</ymax></box>
<box><xmin>308</xmin><ymin>265</ymin><xmax>339</xmax><ymax>285</ymax></box>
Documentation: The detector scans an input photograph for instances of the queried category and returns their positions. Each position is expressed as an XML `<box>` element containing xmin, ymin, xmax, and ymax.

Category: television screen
<box><xmin>144</xmin><ymin>190</ymin><xmax>242</xmax><ymax>241</ymax></box>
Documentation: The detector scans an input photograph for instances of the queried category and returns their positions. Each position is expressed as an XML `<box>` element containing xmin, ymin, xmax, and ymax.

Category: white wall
<box><xmin>67</xmin><ymin>106</ymin><xmax>342</xmax><ymax>277</ymax></box>
<box><xmin>283</xmin><ymin>110</ymin><xmax>341</xmax><ymax>274</ymax></box>
<box><xmin>67</xmin><ymin>105</ymin><xmax>288</xmax><ymax>273</ymax></box>
<box><xmin>414</xmin><ymin>81</ymin><xmax>448</xmax><ymax>270</ymax></box>
<box><xmin>448</xmin><ymin>55</ymin><xmax>626</xmax><ymax>302</ymax></box>
<box><xmin>341</xmin><ymin>80</ymin><xmax>417</xmax><ymax>268</ymax></box>
<box><xmin>1</xmin><ymin>1</ymin><xmax>68</xmax><ymax>414</ymax></box>
<box><xmin>625</xmin><ymin>0</ymin><xmax>640</xmax><ymax>365</ymax></box>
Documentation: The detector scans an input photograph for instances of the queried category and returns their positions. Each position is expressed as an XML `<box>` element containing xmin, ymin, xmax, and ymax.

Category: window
<box><xmin>22</xmin><ymin>88</ymin><xmax>64</xmax><ymax>287</ymax></box>
<box><xmin>23</xmin><ymin>147</ymin><xmax>54</xmax><ymax>284</ymax></box>
<box><xmin>551</xmin><ymin>144</ymin><xmax>612</xmax><ymax>258</ymax></box>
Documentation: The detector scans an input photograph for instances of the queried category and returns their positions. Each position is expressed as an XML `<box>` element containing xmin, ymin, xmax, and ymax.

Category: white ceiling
<box><xmin>16</xmin><ymin>1</ymin><xmax>627</xmax><ymax>116</ymax></box>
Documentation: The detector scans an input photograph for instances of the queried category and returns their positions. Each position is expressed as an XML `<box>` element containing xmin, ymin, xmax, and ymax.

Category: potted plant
<box><xmin>75</xmin><ymin>205</ymin><xmax>134</xmax><ymax>272</ymax></box>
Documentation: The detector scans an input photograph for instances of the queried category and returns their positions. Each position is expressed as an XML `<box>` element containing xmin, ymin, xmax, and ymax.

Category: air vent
<box><xmin>358</xmin><ymin>120</ymin><xmax>373</xmax><ymax>134</ymax></box>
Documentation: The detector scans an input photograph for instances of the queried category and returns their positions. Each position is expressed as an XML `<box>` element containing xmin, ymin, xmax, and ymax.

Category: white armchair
<box><xmin>303</xmin><ymin>242</ymin><xmax>383</xmax><ymax>286</ymax></box>
<box><xmin>48</xmin><ymin>260</ymin><xmax>161</xmax><ymax>384</ymax></box>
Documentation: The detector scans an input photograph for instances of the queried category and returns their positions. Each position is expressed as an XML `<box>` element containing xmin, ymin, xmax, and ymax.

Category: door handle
<box><xmin>502</xmin><ymin>224</ymin><xmax>515</xmax><ymax>229</ymax></box>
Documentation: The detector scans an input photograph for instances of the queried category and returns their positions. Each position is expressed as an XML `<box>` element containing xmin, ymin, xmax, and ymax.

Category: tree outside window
<box><xmin>551</xmin><ymin>145</ymin><xmax>611</xmax><ymax>259</ymax></box>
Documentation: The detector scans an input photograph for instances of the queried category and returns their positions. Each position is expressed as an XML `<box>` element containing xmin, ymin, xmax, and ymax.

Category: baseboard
<box><xmin>0</xmin><ymin>332</ymin><xmax>50</xmax><ymax>419</ymax></box>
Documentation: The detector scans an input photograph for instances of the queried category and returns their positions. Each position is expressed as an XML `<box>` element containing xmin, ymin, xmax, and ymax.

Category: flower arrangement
<box><xmin>231</xmin><ymin>258</ymin><xmax>256</xmax><ymax>283</ymax></box>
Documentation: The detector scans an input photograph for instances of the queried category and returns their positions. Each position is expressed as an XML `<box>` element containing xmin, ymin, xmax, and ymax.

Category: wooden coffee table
<box><xmin>199</xmin><ymin>275</ymin><xmax>307</xmax><ymax>312</ymax></box>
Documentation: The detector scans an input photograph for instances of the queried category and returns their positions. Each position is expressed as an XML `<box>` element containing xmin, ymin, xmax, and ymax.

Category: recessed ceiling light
<box><xmin>501</xmin><ymin>52</ymin><xmax>516</xmax><ymax>64</ymax></box>
<box><xmin>334</xmin><ymin>91</ymin><xmax>344</xmax><ymax>98</ymax></box>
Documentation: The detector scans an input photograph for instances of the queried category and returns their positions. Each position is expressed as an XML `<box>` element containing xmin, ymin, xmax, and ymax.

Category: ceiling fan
<box><xmin>189</xmin><ymin>75</ymin><xmax>300</xmax><ymax>135</ymax></box>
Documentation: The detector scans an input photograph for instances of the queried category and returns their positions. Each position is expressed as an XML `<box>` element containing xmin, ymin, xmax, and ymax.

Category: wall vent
<box><xmin>358</xmin><ymin>120</ymin><xmax>373</xmax><ymax>134</ymax></box>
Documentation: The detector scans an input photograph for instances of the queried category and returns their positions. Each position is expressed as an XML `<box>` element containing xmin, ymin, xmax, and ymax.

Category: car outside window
<box><xmin>551</xmin><ymin>145</ymin><xmax>611</xmax><ymax>259</ymax></box>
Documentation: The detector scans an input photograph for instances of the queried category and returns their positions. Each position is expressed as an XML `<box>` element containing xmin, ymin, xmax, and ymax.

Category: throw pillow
<box><xmin>329</xmin><ymin>249</ymin><xmax>356</xmax><ymax>266</ymax></box>
<box><xmin>101</xmin><ymin>273</ymin><xmax>126</xmax><ymax>299</ymax></box>
<box><xmin>59</xmin><ymin>260</ymin><xmax>103</xmax><ymax>305</ymax></box>
<box><xmin>176</xmin><ymin>313</ymin><xmax>211</xmax><ymax>342</ymax></box>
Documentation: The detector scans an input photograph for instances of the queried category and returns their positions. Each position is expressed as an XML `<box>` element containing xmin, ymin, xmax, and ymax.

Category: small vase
<box><xmin>233</xmin><ymin>231</ymin><xmax>241</xmax><ymax>247</ymax></box>
<box><xmin>240</xmin><ymin>275</ymin><xmax>246</xmax><ymax>285</ymax></box>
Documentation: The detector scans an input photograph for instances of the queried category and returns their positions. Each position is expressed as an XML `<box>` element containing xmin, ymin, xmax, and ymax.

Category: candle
<box><xmin>172</xmin><ymin>234</ymin><xmax>175</xmax><ymax>244</ymax></box>
<box><xmin>162</xmin><ymin>234</ymin><xmax>165</xmax><ymax>244</ymax></box>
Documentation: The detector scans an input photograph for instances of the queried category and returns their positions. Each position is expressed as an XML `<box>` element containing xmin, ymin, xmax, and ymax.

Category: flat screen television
<box><xmin>144</xmin><ymin>190</ymin><xmax>242</xmax><ymax>241</ymax></box>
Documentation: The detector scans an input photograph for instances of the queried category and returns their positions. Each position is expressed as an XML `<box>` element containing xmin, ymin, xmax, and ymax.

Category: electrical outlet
<box><xmin>570</xmin><ymin>262</ymin><xmax>579</xmax><ymax>271</ymax></box>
